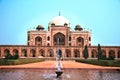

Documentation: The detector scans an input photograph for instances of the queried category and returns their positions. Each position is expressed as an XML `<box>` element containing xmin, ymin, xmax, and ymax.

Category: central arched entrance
<box><xmin>56</xmin><ymin>49</ymin><xmax>62</xmax><ymax>58</ymax></box>
<box><xmin>53</xmin><ymin>32</ymin><xmax>65</xmax><ymax>45</ymax></box>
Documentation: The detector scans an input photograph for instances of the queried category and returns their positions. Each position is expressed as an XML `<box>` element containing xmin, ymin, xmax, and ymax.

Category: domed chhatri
<box><xmin>74</xmin><ymin>24</ymin><xmax>83</xmax><ymax>31</ymax></box>
<box><xmin>36</xmin><ymin>25</ymin><xmax>44</xmax><ymax>30</ymax></box>
<box><xmin>49</xmin><ymin>16</ymin><xmax>70</xmax><ymax>27</ymax></box>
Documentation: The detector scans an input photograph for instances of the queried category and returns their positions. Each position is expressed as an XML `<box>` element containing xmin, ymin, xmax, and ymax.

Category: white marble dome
<box><xmin>48</xmin><ymin>16</ymin><xmax>70</xmax><ymax>27</ymax></box>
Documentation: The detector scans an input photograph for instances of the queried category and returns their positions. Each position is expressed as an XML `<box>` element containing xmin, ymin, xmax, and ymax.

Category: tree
<box><xmin>98</xmin><ymin>44</ymin><xmax>101</xmax><ymax>60</ymax></box>
<box><xmin>83</xmin><ymin>45</ymin><xmax>89</xmax><ymax>59</ymax></box>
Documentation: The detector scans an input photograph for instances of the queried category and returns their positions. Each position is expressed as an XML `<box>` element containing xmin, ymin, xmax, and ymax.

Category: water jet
<box><xmin>55</xmin><ymin>49</ymin><xmax>63</xmax><ymax>78</ymax></box>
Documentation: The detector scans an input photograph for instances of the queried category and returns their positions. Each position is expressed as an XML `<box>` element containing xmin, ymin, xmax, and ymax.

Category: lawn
<box><xmin>0</xmin><ymin>58</ymin><xmax>45</xmax><ymax>65</ymax></box>
<box><xmin>76</xmin><ymin>59</ymin><xmax>120</xmax><ymax>67</ymax></box>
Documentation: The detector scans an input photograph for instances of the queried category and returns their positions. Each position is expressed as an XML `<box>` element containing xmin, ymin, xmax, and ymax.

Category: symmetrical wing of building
<box><xmin>0</xmin><ymin>15</ymin><xmax>120</xmax><ymax>59</ymax></box>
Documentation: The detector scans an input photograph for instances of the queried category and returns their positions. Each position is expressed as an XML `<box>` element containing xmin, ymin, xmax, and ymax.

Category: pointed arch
<box><xmin>76</xmin><ymin>37</ymin><xmax>84</xmax><ymax>46</ymax></box>
<box><xmin>65</xmin><ymin>49</ymin><xmax>71</xmax><ymax>57</ymax></box>
<box><xmin>35</xmin><ymin>36</ymin><xmax>42</xmax><ymax>46</ymax></box>
<box><xmin>4</xmin><ymin>49</ymin><xmax>10</xmax><ymax>56</ymax></box>
<box><xmin>91</xmin><ymin>49</ymin><xmax>97</xmax><ymax>58</ymax></box>
<box><xmin>101</xmin><ymin>50</ymin><xmax>106</xmax><ymax>59</ymax></box>
<box><xmin>56</xmin><ymin>49</ymin><xmax>62</xmax><ymax>58</ymax></box>
<box><xmin>22</xmin><ymin>49</ymin><xmax>27</xmax><ymax>57</ymax></box>
<box><xmin>74</xmin><ymin>49</ymin><xmax>80</xmax><ymax>58</ymax></box>
<box><xmin>108</xmin><ymin>50</ymin><xmax>115</xmax><ymax>59</ymax></box>
<box><xmin>30</xmin><ymin>49</ymin><xmax>36</xmax><ymax>57</ymax></box>
<box><xmin>53</xmin><ymin>32</ymin><xmax>65</xmax><ymax>45</ymax></box>
<box><xmin>39</xmin><ymin>49</ymin><xmax>45</xmax><ymax>57</ymax></box>
<box><xmin>13</xmin><ymin>49</ymin><xmax>19</xmax><ymax>55</ymax></box>
<box><xmin>48</xmin><ymin>49</ymin><xmax>54</xmax><ymax>57</ymax></box>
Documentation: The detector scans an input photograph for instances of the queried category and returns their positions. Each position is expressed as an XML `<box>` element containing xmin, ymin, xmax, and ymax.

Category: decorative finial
<box><xmin>59</xmin><ymin>11</ymin><xmax>61</xmax><ymax>16</ymax></box>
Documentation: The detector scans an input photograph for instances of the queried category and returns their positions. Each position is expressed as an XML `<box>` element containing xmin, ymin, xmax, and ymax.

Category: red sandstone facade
<box><xmin>0</xmin><ymin>15</ymin><xmax>120</xmax><ymax>59</ymax></box>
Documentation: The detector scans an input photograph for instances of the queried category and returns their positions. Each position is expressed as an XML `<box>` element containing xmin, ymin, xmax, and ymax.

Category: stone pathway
<box><xmin>0</xmin><ymin>60</ymin><xmax>120</xmax><ymax>69</ymax></box>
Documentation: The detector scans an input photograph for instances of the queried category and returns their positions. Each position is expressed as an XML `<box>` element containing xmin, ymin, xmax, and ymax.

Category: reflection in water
<box><xmin>0</xmin><ymin>69</ymin><xmax>120</xmax><ymax>80</ymax></box>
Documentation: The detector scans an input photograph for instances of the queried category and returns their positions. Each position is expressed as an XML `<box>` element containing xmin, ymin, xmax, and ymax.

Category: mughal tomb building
<box><xmin>0</xmin><ymin>15</ymin><xmax>120</xmax><ymax>59</ymax></box>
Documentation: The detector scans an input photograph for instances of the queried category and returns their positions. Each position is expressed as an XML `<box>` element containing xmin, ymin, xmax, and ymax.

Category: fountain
<box><xmin>55</xmin><ymin>49</ymin><xmax>63</xmax><ymax>78</ymax></box>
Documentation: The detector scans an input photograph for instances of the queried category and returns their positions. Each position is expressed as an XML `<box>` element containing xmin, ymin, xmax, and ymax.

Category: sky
<box><xmin>0</xmin><ymin>0</ymin><xmax>120</xmax><ymax>46</ymax></box>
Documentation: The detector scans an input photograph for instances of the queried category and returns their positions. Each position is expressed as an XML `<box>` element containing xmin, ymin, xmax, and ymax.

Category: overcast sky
<box><xmin>0</xmin><ymin>0</ymin><xmax>120</xmax><ymax>46</ymax></box>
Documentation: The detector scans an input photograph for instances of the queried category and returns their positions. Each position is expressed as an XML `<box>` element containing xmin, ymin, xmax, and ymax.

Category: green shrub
<box><xmin>107</xmin><ymin>56</ymin><xmax>115</xmax><ymax>60</ymax></box>
<box><xmin>0</xmin><ymin>58</ymin><xmax>45</xmax><ymax>65</ymax></box>
<box><xmin>75</xmin><ymin>59</ymin><xmax>120</xmax><ymax>67</ymax></box>
<box><xmin>5</xmin><ymin>53</ymin><xmax>19</xmax><ymax>60</ymax></box>
<box><xmin>5</xmin><ymin>53</ymin><xmax>12</xmax><ymax>59</ymax></box>
<box><xmin>13</xmin><ymin>53</ymin><xmax>19</xmax><ymax>59</ymax></box>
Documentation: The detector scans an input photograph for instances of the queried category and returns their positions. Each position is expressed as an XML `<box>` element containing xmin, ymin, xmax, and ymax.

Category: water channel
<box><xmin>0</xmin><ymin>68</ymin><xmax>120</xmax><ymax>80</ymax></box>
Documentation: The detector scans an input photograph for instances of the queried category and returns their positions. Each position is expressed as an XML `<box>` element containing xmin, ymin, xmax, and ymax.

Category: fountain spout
<box><xmin>57</xmin><ymin>62</ymin><xmax>61</xmax><ymax>71</ymax></box>
<box><xmin>55</xmin><ymin>49</ymin><xmax>63</xmax><ymax>78</ymax></box>
<box><xmin>56</xmin><ymin>61</ymin><xmax>63</xmax><ymax>78</ymax></box>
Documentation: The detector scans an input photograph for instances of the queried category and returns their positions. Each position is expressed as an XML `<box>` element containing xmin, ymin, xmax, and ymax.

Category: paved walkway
<box><xmin>0</xmin><ymin>60</ymin><xmax>120</xmax><ymax>69</ymax></box>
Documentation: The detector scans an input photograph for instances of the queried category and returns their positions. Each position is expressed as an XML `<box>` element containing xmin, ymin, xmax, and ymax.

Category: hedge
<box><xmin>0</xmin><ymin>58</ymin><xmax>45</xmax><ymax>65</ymax></box>
<box><xmin>75</xmin><ymin>59</ymin><xmax>120</xmax><ymax>67</ymax></box>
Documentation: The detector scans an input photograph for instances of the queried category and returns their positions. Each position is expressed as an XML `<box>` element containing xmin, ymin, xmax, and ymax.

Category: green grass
<box><xmin>0</xmin><ymin>58</ymin><xmax>45</xmax><ymax>65</ymax></box>
<box><xmin>75</xmin><ymin>59</ymin><xmax>120</xmax><ymax>67</ymax></box>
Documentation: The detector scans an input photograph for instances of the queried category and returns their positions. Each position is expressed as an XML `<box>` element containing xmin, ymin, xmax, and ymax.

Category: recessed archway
<box><xmin>39</xmin><ymin>49</ymin><xmax>45</xmax><ymax>57</ymax></box>
<box><xmin>74</xmin><ymin>49</ymin><xmax>80</xmax><ymax>58</ymax></box>
<box><xmin>118</xmin><ymin>50</ymin><xmax>120</xmax><ymax>58</ymax></box>
<box><xmin>91</xmin><ymin>49</ymin><xmax>97</xmax><ymax>58</ymax></box>
<box><xmin>4</xmin><ymin>49</ymin><xmax>10</xmax><ymax>56</ymax></box>
<box><xmin>101</xmin><ymin>50</ymin><xmax>106</xmax><ymax>59</ymax></box>
<box><xmin>22</xmin><ymin>49</ymin><xmax>27</xmax><ymax>57</ymax></box>
<box><xmin>30</xmin><ymin>49</ymin><xmax>36</xmax><ymax>57</ymax></box>
<box><xmin>35</xmin><ymin>36</ymin><xmax>42</xmax><ymax>46</ymax></box>
<box><xmin>108</xmin><ymin>50</ymin><xmax>115</xmax><ymax>59</ymax></box>
<box><xmin>76</xmin><ymin>37</ymin><xmax>84</xmax><ymax>46</ymax></box>
<box><xmin>65</xmin><ymin>49</ymin><xmax>71</xmax><ymax>57</ymax></box>
<box><xmin>48</xmin><ymin>49</ymin><xmax>54</xmax><ymax>57</ymax></box>
<box><xmin>13</xmin><ymin>49</ymin><xmax>19</xmax><ymax>56</ymax></box>
<box><xmin>53</xmin><ymin>32</ymin><xmax>65</xmax><ymax>45</ymax></box>
<box><xmin>56</xmin><ymin>49</ymin><xmax>62</xmax><ymax>58</ymax></box>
